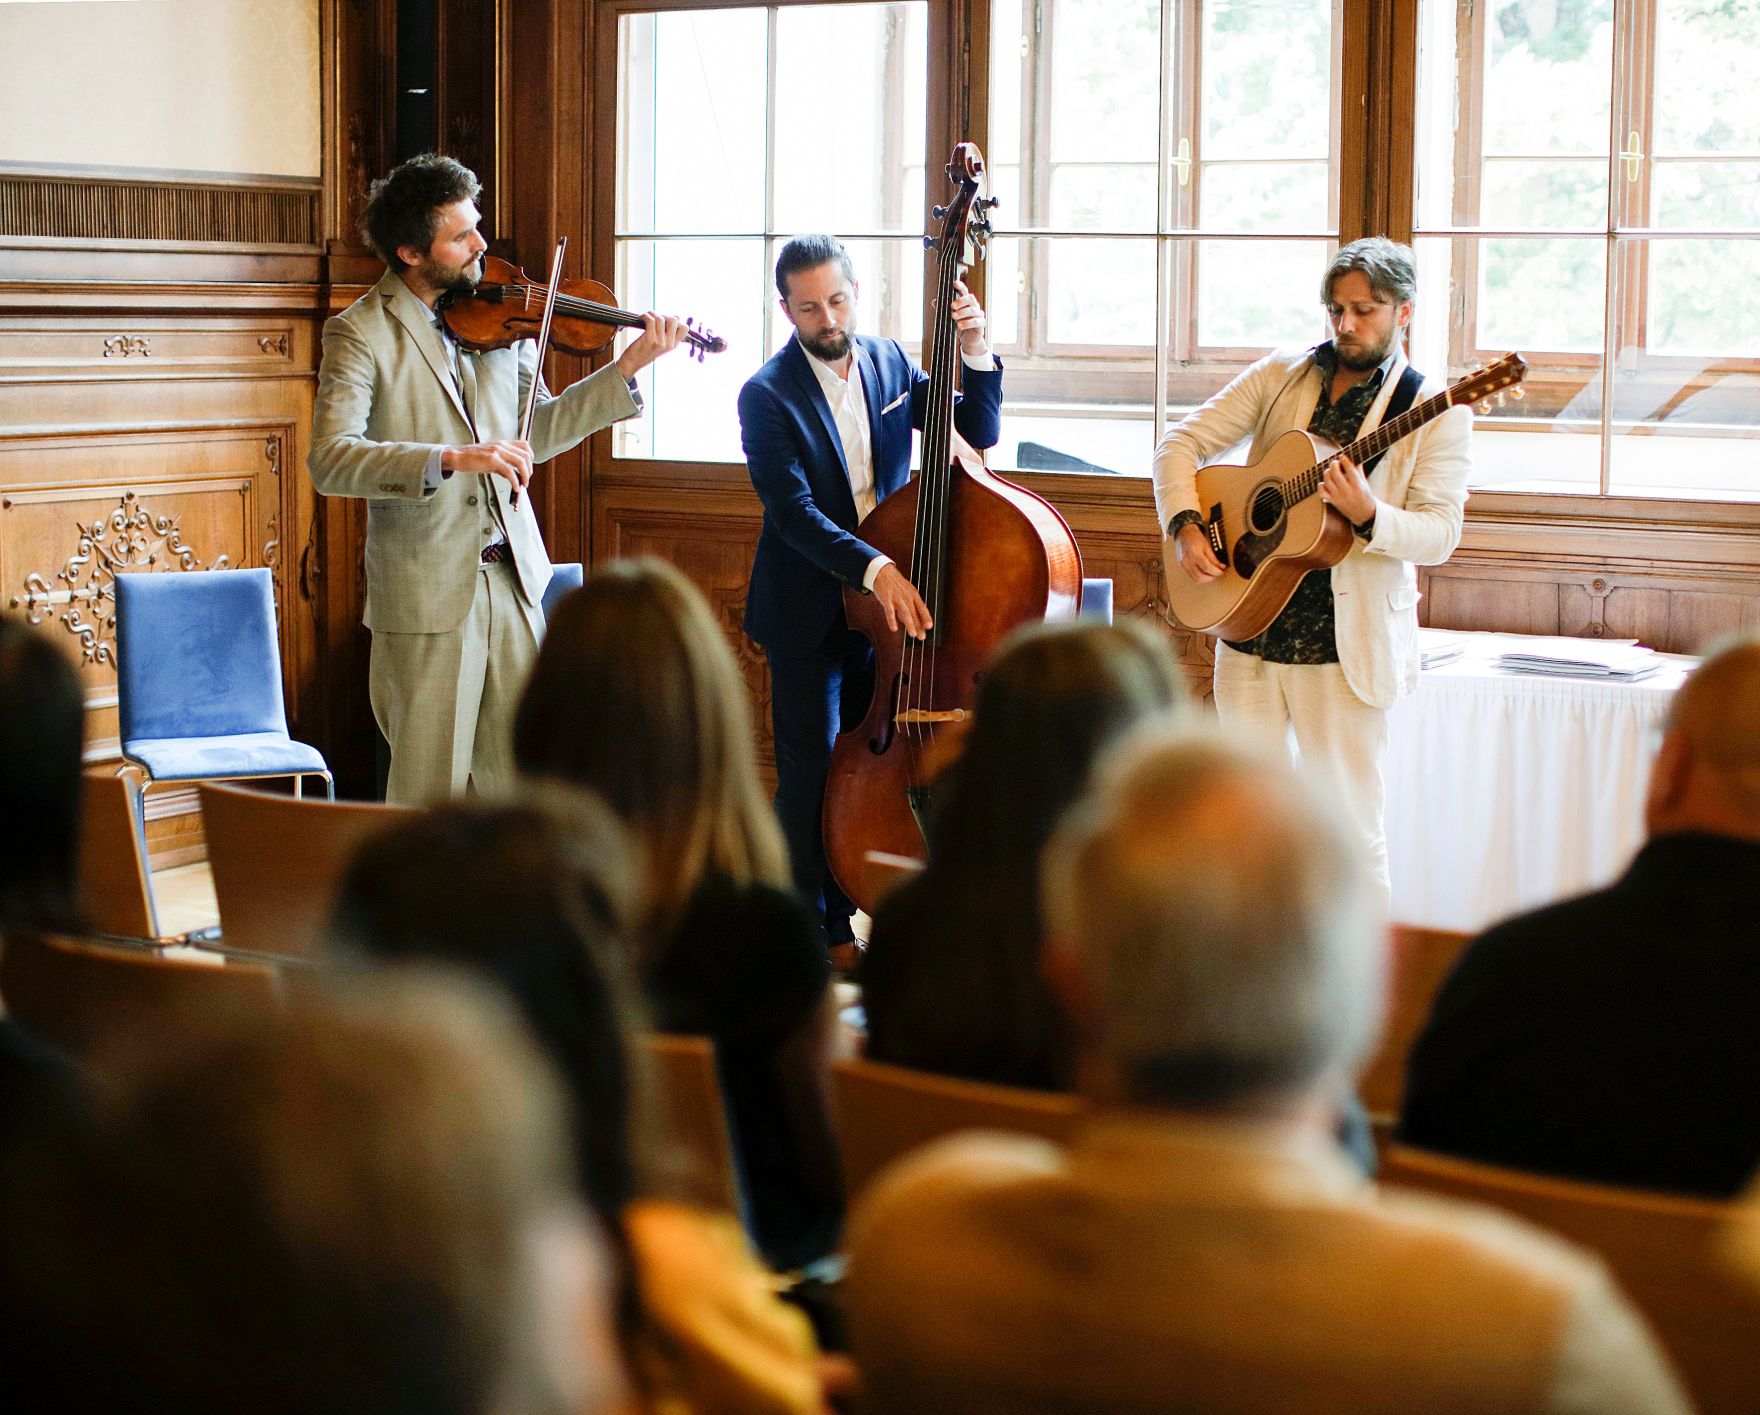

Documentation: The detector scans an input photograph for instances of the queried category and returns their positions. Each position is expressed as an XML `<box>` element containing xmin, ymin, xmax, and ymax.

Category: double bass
<box><xmin>822</xmin><ymin>143</ymin><xmax>1083</xmax><ymax>915</ymax></box>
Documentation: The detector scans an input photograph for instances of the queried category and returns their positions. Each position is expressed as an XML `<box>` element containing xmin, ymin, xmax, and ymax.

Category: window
<box><xmin>985</xmin><ymin>0</ymin><xmax>1342</xmax><ymax>476</ymax></box>
<box><xmin>1410</xmin><ymin>0</ymin><xmax>1760</xmax><ymax>499</ymax></box>
<box><xmin>613</xmin><ymin>2</ymin><xmax>930</xmax><ymax>463</ymax></box>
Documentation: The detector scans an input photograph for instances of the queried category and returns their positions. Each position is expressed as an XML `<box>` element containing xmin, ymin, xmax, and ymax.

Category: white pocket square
<box><xmin>880</xmin><ymin>391</ymin><xmax>909</xmax><ymax>414</ymax></box>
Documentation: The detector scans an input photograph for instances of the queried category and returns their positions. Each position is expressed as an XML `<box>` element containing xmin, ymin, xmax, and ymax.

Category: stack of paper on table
<box><xmin>1490</xmin><ymin>635</ymin><xmax>1662</xmax><ymax>681</ymax></box>
<box><xmin>1417</xmin><ymin>627</ymin><xmax>1467</xmax><ymax>671</ymax></box>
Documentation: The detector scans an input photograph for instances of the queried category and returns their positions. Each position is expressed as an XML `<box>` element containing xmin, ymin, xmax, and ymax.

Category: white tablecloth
<box><xmin>1385</xmin><ymin>633</ymin><xmax>1693</xmax><ymax>934</ymax></box>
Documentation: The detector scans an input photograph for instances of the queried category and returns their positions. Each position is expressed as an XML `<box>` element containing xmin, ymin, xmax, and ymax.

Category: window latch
<box><xmin>1619</xmin><ymin>132</ymin><xmax>1645</xmax><ymax>183</ymax></box>
<box><xmin>1173</xmin><ymin>136</ymin><xmax>1192</xmax><ymax>188</ymax></box>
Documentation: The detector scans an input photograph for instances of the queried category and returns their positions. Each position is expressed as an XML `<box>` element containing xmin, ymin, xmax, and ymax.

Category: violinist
<box><xmin>310</xmin><ymin>153</ymin><xmax>688</xmax><ymax>804</ymax></box>
<box><xmin>738</xmin><ymin>234</ymin><xmax>1002</xmax><ymax>965</ymax></box>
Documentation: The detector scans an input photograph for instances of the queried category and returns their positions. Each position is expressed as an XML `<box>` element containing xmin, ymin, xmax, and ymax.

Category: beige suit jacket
<box><xmin>308</xmin><ymin>270</ymin><xmax>638</xmax><ymax>634</ymax></box>
<box><xmin>847</xmin><ymin>1112</ymin><xmax>1691</xmax><ymax>1415</ymax></box>
<box><xmin>1152</xmin><ymin>345</ymin><xmax>1472</xmax><ymax>709</ymax></box>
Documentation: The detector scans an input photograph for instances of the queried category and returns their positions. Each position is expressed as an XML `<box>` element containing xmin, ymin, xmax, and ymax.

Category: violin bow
<box><xmin>511</xmin><ymin>236</ymin><xmax>568</xmax><ymax>509</ymax></box>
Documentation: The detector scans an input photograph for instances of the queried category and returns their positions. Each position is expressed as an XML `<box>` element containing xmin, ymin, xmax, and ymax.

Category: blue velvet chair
<box><xmin>1079</xmin><ymin>577</ymin><xmax>1114</xmax><ymax>623</ymax></box>
<box><xmin>542</xmin><ymin>560</ymin><xmax>584</xmax><ymax>622</ymax></box>
<box><xmin>114</xmin><ymin>568</ymin><xmax>331</xmax><ymax>808</ymax></box>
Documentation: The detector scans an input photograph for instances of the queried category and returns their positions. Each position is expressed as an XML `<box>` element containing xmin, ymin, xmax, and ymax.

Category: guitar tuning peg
<box><xmin>1509</xmin><ymin>385</ymin><xmax>1525</xmax><ymax>401</ymax></box>
<box><xmin>1477</xmin><ymin>399</ymin><xmax>1491</xmax><ymax>414</ymax></box>
<box><xmin>1495</xmin><ymin>391</ymin><xmax>1507</xmax><ymax>407</ymax></box>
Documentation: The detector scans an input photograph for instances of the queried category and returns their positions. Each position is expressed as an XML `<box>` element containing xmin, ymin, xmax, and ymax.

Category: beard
<box><xmin>798</xmin><ymin>324</ymin><xmax>853</xmax><ymax>362</ymax></box>
<box><xmin>417</xmin><ymin>251</ymin><xmax>483</xmax><ymax>297</ymax></box>
<box><xmin>1335</xmin><ymin>326</ymin><xmax>1399</xmax><ymax>371</ymax></box>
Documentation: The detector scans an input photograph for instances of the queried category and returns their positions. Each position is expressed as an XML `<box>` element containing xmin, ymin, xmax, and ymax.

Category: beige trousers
<box><xmin>1212</xmin><ymin>643</ymin><xmax>1391</xmax><ymax>908</ymax></box>
<box><xmin>369</xmin><ymin>560</ymin><xmax>542</xmax><ymax>805</ymax></box>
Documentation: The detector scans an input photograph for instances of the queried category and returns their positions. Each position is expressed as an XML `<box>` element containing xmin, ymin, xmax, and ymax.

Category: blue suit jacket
<box><xmin>739</xmin><ymin>335</ymin><xmax>1004</xmax><ymax>655</ymax></box>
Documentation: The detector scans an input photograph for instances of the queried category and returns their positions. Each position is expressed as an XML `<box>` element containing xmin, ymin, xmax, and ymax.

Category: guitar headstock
<box><xmin>1450</xmin><ymin>352</ymin><xmax>1529</xmax><ymax>414</ymax></box>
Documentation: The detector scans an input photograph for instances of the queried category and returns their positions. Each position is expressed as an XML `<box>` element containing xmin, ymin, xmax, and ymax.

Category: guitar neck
<box><xmin>1282</xmin><ymin>386</ymin><xmax>1455</xmax><ymax>507</ymax></box>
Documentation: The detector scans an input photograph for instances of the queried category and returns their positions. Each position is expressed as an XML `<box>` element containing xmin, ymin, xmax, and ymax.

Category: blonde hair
<box><xmin>514</xmin><ymin>557</ymin><xmax>789</xmax><ymax>936</ymax></box>
<box><xmin>1670</xmin><ymin>636</ymin><xmax>1760</xmax><ymax>819</ymax></box>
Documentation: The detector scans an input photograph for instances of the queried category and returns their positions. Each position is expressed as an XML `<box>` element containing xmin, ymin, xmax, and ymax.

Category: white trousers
<box><xmin>369</xmin><ymin>561</ymin><xmax>542</xmax><ymax>805</ymax></box>
<box><xmin>1212</xmin><ymin>644</ymin><xmax>1391</xmax><ymax>908</ymax></box>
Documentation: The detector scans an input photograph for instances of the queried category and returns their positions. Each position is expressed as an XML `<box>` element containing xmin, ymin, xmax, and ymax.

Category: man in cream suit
<box><xmin>310</xmin><ymin>154</ymin><xmax>685</xmax><ymax>803</ymax></box>
<box><xmin>846</xmin><ymin>729</ymin><xmax>1689</xmax><ymax>1415</ymax></box>
<box><xmin>1153</xmin><ymin>237</ymin><xmax>1470</xmax><ymax>896</ymax></box>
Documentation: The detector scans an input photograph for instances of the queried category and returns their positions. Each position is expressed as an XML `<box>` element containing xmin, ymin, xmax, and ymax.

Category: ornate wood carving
<box><xmin>101</xmin><ymin>335</ymin><xmax>151</xmax><ymax>359</ymax></box>
<box><xmin>258</xmin><ymin>333</ymin><xmax>290</xmax><ymax>356</ymax></box>
<box><xmin>6</xmin><ymin>489</ymin><xmax>232</xmax><ymax>666</ymax></box>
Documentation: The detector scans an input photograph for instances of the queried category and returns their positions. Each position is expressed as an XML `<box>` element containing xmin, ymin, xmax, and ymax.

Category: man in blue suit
<box><xmin>739</xmin><ymin>234</ymin><xmax>1004</xmax><ymax>962</ymax></box>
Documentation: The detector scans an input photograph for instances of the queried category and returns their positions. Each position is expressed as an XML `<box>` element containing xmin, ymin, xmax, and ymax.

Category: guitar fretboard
<box><xmin>1280</xmin><ymin>388</ymin><xmax>1455</xmax><ymax>505</ymax></box>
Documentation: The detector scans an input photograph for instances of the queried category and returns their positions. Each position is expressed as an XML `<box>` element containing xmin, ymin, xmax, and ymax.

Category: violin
<box><xmin>439</xmin><ymin>254</ymin><xmax>726</xmax><ymax>361</ymax></box>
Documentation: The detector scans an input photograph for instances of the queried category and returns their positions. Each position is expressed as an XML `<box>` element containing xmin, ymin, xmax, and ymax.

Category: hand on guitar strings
<box><xmin>1319</xmin><ymin>451</ymin><xmax>1377</xmax><ymax>527</ymax></box>
<box><xmin>1173</xmin><ymin>522</ymin><xmax>1226</xmax><ymax>585</ymax></box>
<box><xmin>614</xmin><ymin>312</ymin><xmax>692</xmax><ymax>381</ymax></box>
<box><xmin>871</xmin><ymin>561</ymin><xmax>934</xmax><ymax>640</ymax></box>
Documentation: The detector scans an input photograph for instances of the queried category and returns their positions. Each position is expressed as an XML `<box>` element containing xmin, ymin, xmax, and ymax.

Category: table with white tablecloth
<box><xmin>1384</xmin><ymin>633</ymin><xmax>1694</xmax><ymax>935</ymax></box>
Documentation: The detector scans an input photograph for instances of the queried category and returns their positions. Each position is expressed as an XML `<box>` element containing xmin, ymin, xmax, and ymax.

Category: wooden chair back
<box><xmin>1358</xmin><ymin>923</ymin><xmax>1472</xmax><ymax>1121</ymax></box>
<box><xmin>644</xmin><ymin>1033</ymin><xmax>743</xmax><ymax>1219</ymax></box>
<box><xmin>1379</xmin><ymin>1144</ymin><xmax>1760</xmax><ymax>1415</ymax></box>
<box><xmin>832</xmin><ymin>1057</ymin><xmax>1084</xmax><ymax>1202</ymax></box>
<box><xmin>77</xmin><ymin>771</ymin><xmax>160</xmax><ymax>940</ymax></box>
<box><xmin>0</xmin><ymin>931</ymin><xmax>278</xmax><ymax>1060</ymax></box>
<box><xmin>199</xmin><ymin>783</ymin><xmax>409</xmax><ymax>958</ymax></box>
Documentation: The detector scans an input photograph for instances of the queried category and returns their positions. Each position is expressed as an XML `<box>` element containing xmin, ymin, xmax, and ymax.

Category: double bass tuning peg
<box><xmin>931</xmin><ymin>204</ymin><xmax>950</xmax><ymax>221</ymax></box>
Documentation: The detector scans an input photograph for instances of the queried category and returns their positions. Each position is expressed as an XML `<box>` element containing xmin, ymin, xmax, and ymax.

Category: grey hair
<box><xmin>1041</xmin><ymin>725</ymin><xmax>1384</xmax><ymax>1109</ymax></box>
<box><xmin>1321</xmin><ymin>236</ymin><xmax>1418</xmax><ymax>309</ymax></box>
<box><xmin>775</xmin><ymin>234</ymin><xmax>856</xmax><ymax>300</ymax></box>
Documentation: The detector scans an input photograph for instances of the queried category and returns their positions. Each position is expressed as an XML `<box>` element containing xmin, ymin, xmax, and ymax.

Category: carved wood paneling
<box><xmin>0</xmin><ymin>319</ymin><xmax>308</xmax><ymax>380</ymax></box>
<box><xmin>0</xmin><ymin>170</ymin><xmax>320</xmax><ymax>246</ymax></box>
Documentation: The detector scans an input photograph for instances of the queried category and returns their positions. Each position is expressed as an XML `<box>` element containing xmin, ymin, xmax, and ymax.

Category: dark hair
<box><xmin>0</xmin><ymin>973</ymin><xmax>584</xmax><ymax>1415</ymax></box>
<box><xmin>326</xmin><ymin>787</ymin><xmax>649</xmax><ymax>1227</ymax></box>
<box><xmin>775</xmin><ymin>233</ymin><xmax>856</xmax><ymax>300</ymax></box>
<box><xmin>1321</xmin><ymin>235</ymin><xmax>1418</xmax><ymax>309</ymax></box>
<box><xmin>514</xmin><ymin>558</ymin><xmax>787</xmax><ymax>937</ymax></box>
<box><xmin>863</xmin><ymin>618</ymin><xmax>1186</xmax><ymax>1089</ymax></box>
<box><xmin>0</xmin><ymin>618</ymin><xmax>85</xmax><ymax>933</ymax></box>
<box><xmin>361</xmin><ymin>153</ymin><xmax>482</xmax><ymax>270</ymax></box>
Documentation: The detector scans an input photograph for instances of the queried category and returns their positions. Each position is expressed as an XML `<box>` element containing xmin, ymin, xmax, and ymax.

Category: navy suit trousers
<box><xmin>765</xmin><ymin>624</ymin><xmax>875</xmax><ymax>946</ymax></box>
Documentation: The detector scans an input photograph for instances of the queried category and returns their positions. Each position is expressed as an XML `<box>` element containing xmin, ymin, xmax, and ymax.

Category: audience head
<box><xmin>930</xmin><ymin>617</ymin><xmax>1186</xmax><ymax>869</ymax></box>
<box><xmin>514</xmin><ymin>557</ymin><xmax>788</xmax><ymax>934</ymax></box>
<box><xmin>0</xmin><ymin>619</ymin><xmax>85</xmax><ymax>934</ymax></box>
<box><xmin>5</xmin><ymin>972</ymin><xmax>620</xmax><ymax>1415</ymax></box>
<box><xmin>1042</xmin><ymin>727</ymin><xmax>1383</xmax><ymax>1115</ymax></box>
<box><xmin>328</xmin><ymin>787</ymin><xmax>650</xmax><ymax>1224</ymax></box>
<box><xmin>1646</xmin><ymin>637</ymin><xmax>1760</xmax><ymax>842</ymax></box>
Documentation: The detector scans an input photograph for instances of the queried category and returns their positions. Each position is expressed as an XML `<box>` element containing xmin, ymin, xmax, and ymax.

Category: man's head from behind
<box><xmin>1042</xmin><ymin>728</ymin><xmax>1384</xmax><ymax>1115</ymax></box>
<box><xmin>1645</xmin><ymin>637</ymin><xmax>1760</xmax><ymax>842</ymax></box>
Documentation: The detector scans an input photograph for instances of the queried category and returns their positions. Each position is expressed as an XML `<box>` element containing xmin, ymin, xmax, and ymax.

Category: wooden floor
<box><xmin>153</xmin><ymin>861</ymin><xmax>220</xmax><ymax>939</ymax></box>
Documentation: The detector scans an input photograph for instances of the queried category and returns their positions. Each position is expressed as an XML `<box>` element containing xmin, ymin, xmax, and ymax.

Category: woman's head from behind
<box><xmin>0</xmin><ymin>619</ymin><xmax>85</xmax><ymax>933</ymax></box>
<box><xmin>934</xmin><ymin>616</ymin><xmax>1187</xmax><ymax>868</ymax></box>
<box><xmin>327</xmin><ymin>786</ymin><xmax>646</xmax><ymax>1225</ymax></box>
<box><xmin>513</xmin><ymin>557</ymin><xmax>786</xmax><ymax>932</ymax></box>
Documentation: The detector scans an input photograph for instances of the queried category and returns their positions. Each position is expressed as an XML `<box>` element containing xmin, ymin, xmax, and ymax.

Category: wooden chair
<box><xmin>199</xmin><ymin>783</ymin><xmax>409</xmax><ymax>959</ymax></box>
<box><xmin>1358</xmin><ymin>923</ymin><xmax>1472</xmax><ymax>1122</ymax></box>
<box><xmin>0</xmin><ymin>931</ymin><xmax>278</xmax><ymax>1060</ymax></box>
<box><xmin>645</xmin><ymin>1033</ymin><xmax>744</xmax><ymax>1219</ymax></box>
<box><xmin>832</xmin><ymin>1057</ymin><xmax>1084</xmax><ymax>1202</ymax></box>
<box><xmin>1379</xmin><ymin>1144</ymin><xmax>1760</xmax><ymax>1415</ymax></box>
<box><xmin>77</xmin><ymin>770</ymin><xmax>164</xmax><ymax>941</ymax></box>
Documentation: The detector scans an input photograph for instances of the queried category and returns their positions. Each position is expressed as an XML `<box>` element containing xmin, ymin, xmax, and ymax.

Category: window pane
<box><xmin>1482</xmin><ymin>0</ymin><xmax>1614</xmax><ymax>159</ymax></box>
<box><xmin>1609</xmin><ymin>237</ymin><xmax>1760</xmax><ymax>499</ymax></box>
<box><xmin>1479</xmin><ymin>237</ymin><xmax>1606</xmax><ymax>354</ymax></box>
<box><xmin>1653</xmin><ymin>161</ymin><xmax>1760</xmax><ymax>231</ymax></box>
<box><xmin>1048</xmin><ymin>0</ymin><xmax>1160</xmax><ymax>165</ymax></box>
<box><xmin>985</xmin><ymin>231</ymin><xmax>1022</xmax><ymax>348</ymax></box>
<box><xmin>988</xmin><ymin>0</ymin><xmax>1025</xmax><ymax>168</ymax></box>
<box><xmin>1047</xmin><ymin>237</ymin><xmax>1156</xmax><ymax>346</ymax></box>
<box><xmin>614</xmin><ymin>239</ymin><xmax>766</xmax><ymax>462</ymax></box>
<box><xmin>617</xmin><ymin>11</ymin><xmax>768</xmax><ymax>234</ymax></box>
<box><xmin>1200</xmin><ymin>161</ymin><xmax>1328</xmax><ymax>232</ymax></box>
<box><xmin>1653</xmin><ymin>0</ymin><xmax>1760</xmax><ymax>156</ymax></box>
<box><xmin>1481</xmin><ymin>159</ymin><xmax>1607</xmax><ymax>228</ymax></box>
<box><xmin>774</xmin><ymin>3</ymin><xmax>928</xmax><ymax>234</ymax></box>
<box><xmin>994</xmin><ymin>408</ymin><xmax>1155</xmax><ymax>476</ymax></box>
<box><xmin>1201</xmin><ymin>0</ymin><xmax>1333</xmax><ymax>162</ymax></box>
<box><xmin>1195</xmin><ymin>238</ymin><xmax>1330</xmax><ymax>348</ymax></box>
<box><xmin>1049</xmin><ymin>164</ymin><xmax>1157</xmax><ymax>231</ymax></box>
<box><xmin>1412</xmin><ymin>235</ymin><xmax>1603</xmax><ymax>493</ymax></box>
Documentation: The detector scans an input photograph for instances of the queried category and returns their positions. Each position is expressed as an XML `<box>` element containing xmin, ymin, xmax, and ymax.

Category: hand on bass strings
<box><xmin>443</xmin><ymin>439</ymin><xmax>533</xmax><ymax>492</ymax></box>
<box><xmin>1174</xmin><ymin>522</ymin><xmax>1225</xmax><ymax>584</ymax></box>
<box><xmin>871</xmin><ymin>562</ymin><xmax>934</xmax><ymax>640</ymax></box>
<box><xmin>615</xmin><ymin>312</ymin><xmax>691</xmax><ymax>380</ymax></box>
<box><xmin>934</xmin><ymin>279</ymin><xmax>990</xmax><ymax>361</ymax></box>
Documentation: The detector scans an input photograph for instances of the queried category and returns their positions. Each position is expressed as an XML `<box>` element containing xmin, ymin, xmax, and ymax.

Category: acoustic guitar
<box><xmin>1162</xmin><ymin>352</ymin><xmax>1527</xmax><ymax>641</ymax></box>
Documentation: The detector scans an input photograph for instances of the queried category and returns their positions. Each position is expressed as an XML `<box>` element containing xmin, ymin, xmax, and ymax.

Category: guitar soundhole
<box><xmin>1248</xmin><ymin>482</ymin><xmax>1286</xmax><ymax>534</ymax></box>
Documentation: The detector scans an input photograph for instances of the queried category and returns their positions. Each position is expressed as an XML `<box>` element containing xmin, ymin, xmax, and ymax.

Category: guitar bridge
<box><xmin>1205</xmin><ymin>504</ymin><xmax>1230</xmax><ymax>570</ymax></box>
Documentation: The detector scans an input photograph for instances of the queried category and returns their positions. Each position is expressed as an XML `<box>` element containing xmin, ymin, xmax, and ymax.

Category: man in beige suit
<box><xmin>846</xmin><ymin>728</ymin><xmax>1690</xmax><ymax>1415</ymax></box>
<box><xmin>310</xmin><ymin>154</ymin><xmax>685</xmax><ymax>803</ymax></box>
<box><xmin>1153</xmin><ymin>238</ymin><xmax>1471</xmax><ymax>898</ymax></box>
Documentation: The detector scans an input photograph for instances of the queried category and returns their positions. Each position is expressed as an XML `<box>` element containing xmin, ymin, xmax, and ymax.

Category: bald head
<box><xmin>1647</xmin><ymin>638</ymin><xmax>1760</xmax><ymax>839</ymax></box>
<box><xmin>1042</xmin><ymin>728</ymin><xmax>1383</xmax><ymax>1112</ymax></box>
